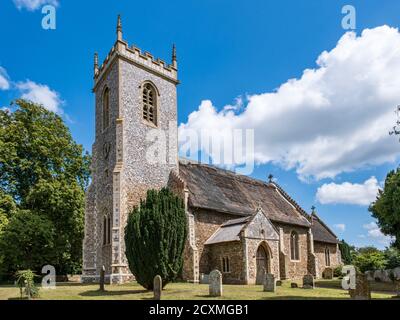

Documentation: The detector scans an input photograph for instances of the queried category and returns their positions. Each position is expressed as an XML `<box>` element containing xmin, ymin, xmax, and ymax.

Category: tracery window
<box><xmin>142</xmin><ymin>82</ymin><xmax>157</xmax><ymax>126</ymax></box>
<box><xmin>290</xmin><ymin>231</ymin><xmax>300</xmax><ymax>261</ymax></box>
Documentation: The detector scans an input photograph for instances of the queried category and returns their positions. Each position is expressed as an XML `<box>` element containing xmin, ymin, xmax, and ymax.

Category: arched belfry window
<box><xmin>325</xmin><ymin>247</ymin><xmax>331</xmax><ymax>266</ymax></box>
<box><xmin>142</xmin><ymin>82</ymin><xmax>157</xmax><ymax>126</ymax></box>
<box><xmin>102</xmin><ymin>87</ymin><xmax>110</xmax><ymax>130</ymax></box>
<box><xmin>290</xmin><ymin>231</ymin><xmax>300</xmax><ymax>261</ymax></box>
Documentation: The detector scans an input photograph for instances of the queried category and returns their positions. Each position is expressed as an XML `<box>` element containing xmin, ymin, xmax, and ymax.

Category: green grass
<box><xmin>0</xmin><ymin>280</ymin><xmax>396</xmax><ymax>300</ymax></box>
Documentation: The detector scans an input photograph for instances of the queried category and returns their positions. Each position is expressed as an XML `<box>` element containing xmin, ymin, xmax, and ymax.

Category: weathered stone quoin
<box><xmin>82</xmin><ymin>15</ymin><xmax>342</xmax><ymax>285</ymax></box>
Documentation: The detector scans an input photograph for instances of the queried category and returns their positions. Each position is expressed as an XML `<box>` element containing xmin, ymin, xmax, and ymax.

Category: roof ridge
<box><xmin>179</xmin><ymin>160</ymin><xmax>272</xmax><ymax>187</ymax></box>
<box><xmin>311</xmin><ymin>213</ymin><xmax>338</xmax><ymax>240</ymax></box>
<box><xmin>271</xmin><ymin>182</ymin><xmax>311</xmax><ymax>222</ymax></box>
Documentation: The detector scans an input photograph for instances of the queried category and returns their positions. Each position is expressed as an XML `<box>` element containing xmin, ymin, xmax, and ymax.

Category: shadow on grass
<box><xmin>79</xmin><ymin>289</ymin><xmax>148</xmax><ymax>297</ymax></box>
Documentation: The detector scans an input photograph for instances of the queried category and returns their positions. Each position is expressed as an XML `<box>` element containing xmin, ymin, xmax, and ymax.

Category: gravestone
<box><xmin>365</xmin><ymin>271</ymin><xmax>374</xmax><ymax>282</ymax></box>
<box><xmin>302</xmin><ymin>274</ymin><xmax>314</xmax><ymax>289</ymax></box>
<box><xmin>276</xmin><ymin>280</ymin><xmax>282</xmax><ymax>286</ymax></box>
<box><xmin>153</xmin><ymin>275</ymin><xmax>162</xmax><ymax>300</ymax></box>
<box><xmin>349</xmin><ymin>274</ymin><xmax>371</xmax><ymax>300</ymax></box>
<box><xmin>200</xmin><ymin>273</ymin><xmax>209</xmax><ymax>284</ymax></box>
<box><xmin>323</xmin><ymin>267</ymin><xmax>333</xmax><ymax>279</ymax></box>
<box><xmin>291</xmin><ymin>282</ymin><xmax>298</xmax><ymax>288</ymax></box>
<box><xmin>373</xmin><ymin>270</ymin><xmax>391</xmax><ymax>283</ymax></box>
<box><xmin>209</xmin><ymin>270</ymin><xmax>223</xmax><ymax>297</ymax></box>
<box><xmin>99</xmin><ymin>265</ymin><xmax>105</xmax><ymax>291</ymax></box>
<box><xmin>263</xmin><ymin>273</ymin><xmax>275</xmax><ymax>292</ymax></box>
<box><xmin>393</xmin><ymin>267</ymin><xmax>400</xmax><ymax>280</ymax></box>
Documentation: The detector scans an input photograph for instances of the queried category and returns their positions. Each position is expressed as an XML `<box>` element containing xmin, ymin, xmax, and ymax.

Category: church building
<box><xmin>82</xmin><ymin>16</ymin><xmax>341</xmax><ymax>285</ymax></box>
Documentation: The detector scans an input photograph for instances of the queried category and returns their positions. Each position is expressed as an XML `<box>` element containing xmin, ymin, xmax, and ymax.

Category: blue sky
<box><xmin>1</xmin><ymin>0</ymin><xmax>400</xmax><ymax>249</ymax></box>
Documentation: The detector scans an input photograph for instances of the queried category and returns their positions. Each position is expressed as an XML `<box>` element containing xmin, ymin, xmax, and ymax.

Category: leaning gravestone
<box><xmin>99</xmin><ymin>265</ymin><xmax>105</xmax><ymax>291</ymax></box>
<box><xmin>263</xmin><ymin>273</ymin><xmax>275</xmax><ymax>292</ymax></box>
<box><xmin>302</xmin><ymin>274</ymin><xmax>314</xmax><ymax>289</ymax></box>
<box><xmin>153</xmin><ymin>275</ymin><xmax>162</xmax><ymax>300</ymax></box>
<box><xmin>349</xmin><ymin>273</ymin><xmax>371</xmax><ymax>300</ymax></box>
<box><xmin>209</xmin><ymin>270</ymin><xmax>223</xmax><ymax>297</ymax></box>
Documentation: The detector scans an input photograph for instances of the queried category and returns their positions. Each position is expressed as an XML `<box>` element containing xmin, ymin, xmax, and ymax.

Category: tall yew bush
<box><xmin>124</xmin><ymin>188</ymin><xmax>187</xmax><ymax>290</ymax></box>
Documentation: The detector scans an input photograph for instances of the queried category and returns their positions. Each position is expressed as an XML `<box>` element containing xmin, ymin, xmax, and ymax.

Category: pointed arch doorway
<box><xmin>256</xmin><ymin>244</ymin><xmax>271</xmax><ymax>285</ymax></box>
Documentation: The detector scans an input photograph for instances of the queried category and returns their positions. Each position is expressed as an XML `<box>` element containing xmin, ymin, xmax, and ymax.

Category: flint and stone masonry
<box><xmin>82</xmin><ymin>16</ymin><xmax>342</xmax><ymax>285</ymax></box>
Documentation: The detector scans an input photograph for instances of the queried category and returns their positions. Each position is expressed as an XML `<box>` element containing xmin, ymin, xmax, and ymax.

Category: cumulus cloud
<box><xmin>17</xmin><ymin>80</ymin><xmax>63</xmax><ymax>113</ymax></box>
<box><xmin>316</xmin><ymin>177</ymin><xmax>380</xmax><ymax>206</ymax></box>
<box><xmin>333</xmin><ymin>224</ymin><xmax>346</xmax><ymax>232</ymax></box>
<box><xmin>13</xmin><ymin>0</ymin><xmax>58</xmax><ymax>11</ymax></box>
<box><xmin>0</xmin><ymin>67</ymin><xmax>10</xmax><ymax>90</ymax></box>
<box><xmin>363</xmin><ymin>222</ymin><xmax>394</xmax><ymax>246</ymax></box>
<box><xmin>179</xmin><ymin>26</ymin><xmax>400</xmax><ymax>180</ymax></box>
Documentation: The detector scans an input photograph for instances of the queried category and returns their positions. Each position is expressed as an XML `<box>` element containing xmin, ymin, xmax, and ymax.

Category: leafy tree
<box><xmin>369</xmin><ymin>168</ymin><xmax>400</xmax><ymax>249</ymax></box>
<box><xmin>0</xmin><ymin>210</ymin><xmax>55</xmax><ymax>275</ymax></box>
<box><xmin>125</xmin><ymin>188</ymin><xmax>187</xmax><ymax>290</ymax></box>
<box><xmin>0</xmin><ymin>210</ymin><xmax>8</xmax><ymax>278</ymax></box>
<box><xmin>24</xmin><ymin>179</ymin><xmax>85</xmax><ymax>274</ymax></box>
<box><xmin>339</xmin><ymin>239</ymin><xmax>353</xmax><ymax>264</ymax></box>
<box><xmin>0</xmin><ymin>100</ymin><xmax>90</xmax><ymax>276</ymax></box>
<box><xmin>384</xmin><ymin>247</ymin><xmax>400</xmax><ymax>269</ymax></box>
<box><xmin>353</xmin><ymin>248</ymin><xmax>387</xmax><ymax>273</ymax></box>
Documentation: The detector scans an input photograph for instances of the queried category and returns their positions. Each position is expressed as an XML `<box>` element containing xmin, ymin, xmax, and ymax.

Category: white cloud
<box><xmin>316</xmin><ymin>177</ymin><xmax>380</xmax><ymax>206</ymax></box>
<box><xmin>334</xmin><ymin>224</ymin><xmax>346</xmax><ymax>232</ymax></box>
<box><xmin>179</xmin><ymin>26</ymin><xmax>400</xmax><ymax>180</ymax></box>
<box><xmin>0</xmin><ymin>67</ymin><xmax>10</xmax><ymax>90</ymax></box>
<box><xmin>17</xmin><ymin>80</ymin><xmax>63</xmax><ymax>113</ymax></box>
<box><xmin>363</xmin><ymin>221</ymin><xmax>394</xmax><ymax>246</ymax></box>
<box><xmin>13</xmin><ymin>0</ymin><xmax>58</xmax><ymax>11</ymax></box>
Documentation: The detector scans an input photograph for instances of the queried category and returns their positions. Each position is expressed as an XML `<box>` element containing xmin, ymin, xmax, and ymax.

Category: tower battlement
<box><xmin>94</xmin><ymin>15</ymin><xmax>178</xmax><ymax>89</ymax></box>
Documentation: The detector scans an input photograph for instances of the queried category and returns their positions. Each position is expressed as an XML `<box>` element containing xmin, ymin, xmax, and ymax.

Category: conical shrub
<box><xmin>124</xmin><ymin>188</ymin><xmax>187</xmax><ymax>290</ymax></box>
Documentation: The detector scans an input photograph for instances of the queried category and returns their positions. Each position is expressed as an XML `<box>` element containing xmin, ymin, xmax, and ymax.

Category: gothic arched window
<box><xmin>102</xmin><ymin>87</ymin><xmax>110</xmax><ymax>130</ymax></box>
<box><xmin>142</xmin><ymin>82</ymin><xmax>157</xmax><ymax>126</ymax></box>
<box><xmin>222</xmin><ymin>257</ymin><xmax>230</xmax><ymax>273</ymax></box>
<box><xmin>325</xmin><ymin>247</ymin><xmax>331</xmax><ymax>266</ymax></box>
<box><xmin>103</xmin><ymin>214</ymin><xmax>111</xmax><ymax>245</ymax></box>
<box><xmin>290</xmin><ymin>231</ymin><xmax>300</xmax><ymax>261</ymax></box>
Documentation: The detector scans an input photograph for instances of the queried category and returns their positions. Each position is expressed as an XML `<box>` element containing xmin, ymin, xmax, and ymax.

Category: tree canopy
<box><xmin>339</xmin><ymin>239</ymin><xmax>354</xmax><ymax>265</ymax></box>
<box><xmin>0</xmin><ymin>100</ymin><xmax>90</xmax><ymax>277</ymax></box>
<box><xmin>369</xmin><ymin>167</ymin><xmax>400</xmax><ymax>249</ymax></box>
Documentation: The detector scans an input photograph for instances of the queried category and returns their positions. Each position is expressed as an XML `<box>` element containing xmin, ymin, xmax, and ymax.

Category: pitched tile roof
<box><xmin>179</xmin><ymin>161</ymin><xmax>311</xmax><ymax>227</ymax></box>
<box><xmin>205</xmin><ymin>221</ymin><xmax>246</xmax><ymax>245</ymax></box>
<box><xmin>311</xmin><ymin>213</ymin><xmax>339</xmax><ymax>244</ymax></box>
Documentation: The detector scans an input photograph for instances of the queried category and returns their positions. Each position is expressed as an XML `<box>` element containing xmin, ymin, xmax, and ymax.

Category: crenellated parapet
<box><xmin>93</xmin><ymin>15</ymin><xmax>178</xmax><ymax>90</ymax></box>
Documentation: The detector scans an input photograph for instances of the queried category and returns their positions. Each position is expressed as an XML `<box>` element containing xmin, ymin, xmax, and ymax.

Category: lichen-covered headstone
<box><xmin>99</xmin><ymin>265</ymin><xmax>105</xmax><ymax>291</ymax></box>
<box><xmin>263</xmin><ymin>273</ymin><xmax>275</xmax><ymax>292</ymax></box>
<box><xmin>153</xmin><ymin>275</ymin><xmax>162</xmax><ymax>300</ymax></box>
<box><xmin>209</xmin><ymin>270</ymin><xmax>222</xmax><ymax>297</ymax></box>
<box><xmin>302</xmin><ymin>274</ymin><xmax>314</xmax><ymax>289</ymax></box>
<box><xmin>349</xmin><ymin>273</ymin><xmax>371</xmax><ymax>300</ymax></box>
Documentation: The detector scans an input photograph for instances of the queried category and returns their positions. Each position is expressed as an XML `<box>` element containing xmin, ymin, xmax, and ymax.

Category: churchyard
<box><xmin>0</xmin><ymin>279</ymin><xmax>395</xmax><ymax>300</ymax></box>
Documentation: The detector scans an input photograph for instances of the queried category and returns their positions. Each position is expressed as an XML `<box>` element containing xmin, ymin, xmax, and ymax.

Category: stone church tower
<box><xmin>82</xmin><ymin>16</ymin><xmax>179</xmax><ymax>284</ymax></box>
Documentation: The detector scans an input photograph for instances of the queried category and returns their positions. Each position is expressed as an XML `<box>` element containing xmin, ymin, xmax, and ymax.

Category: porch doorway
<box><xmin>256</xmin><ymin>244</ymin><xmax>270</xmax><ymax>285</ymax></box>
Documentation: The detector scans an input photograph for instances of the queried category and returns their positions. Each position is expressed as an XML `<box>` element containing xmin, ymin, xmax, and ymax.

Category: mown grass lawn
<box><xmin>0</xmin><ymin>279</ymin><xmax>396</xmax><ymax>300</ymax></box>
